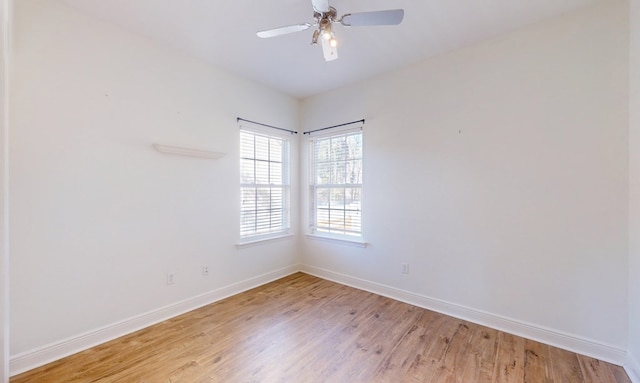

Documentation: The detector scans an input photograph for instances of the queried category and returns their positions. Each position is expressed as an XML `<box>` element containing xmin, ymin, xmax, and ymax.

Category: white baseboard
<box><xmin>626</xmin><ymin>352</ymin><xmax>640</xmax><ymax>383</ymax></box>
<box><xmin>10</xmin><ymin>265</ymin><xmax>299</xmax><ymax>376</ymax></box>
<box><xmin>10</xmin><ymin>264</ymin><xmax>630</xmax><ymax>378</ymax></box>
<box><xmin>300</xmin><ymin>264</ymin><xmax>627</xmax><ymax>366</ymax></box>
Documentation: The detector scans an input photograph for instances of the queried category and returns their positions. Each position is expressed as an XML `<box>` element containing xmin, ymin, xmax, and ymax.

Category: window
<box><xmin>309</xmin><ymin>129</ymin><xmax>363</xmax><ymax>238</ymax></box>
<box><xmin>240</xmin><ymin>129</ymin><xmax>290</xmax><ymax>241</ymax></box>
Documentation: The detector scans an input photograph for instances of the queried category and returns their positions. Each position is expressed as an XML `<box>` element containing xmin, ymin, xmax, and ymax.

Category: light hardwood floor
<box><xmin>12</xmin><ymin>272</ymin><xmax>630</xmax><ymax>382</ymax></box>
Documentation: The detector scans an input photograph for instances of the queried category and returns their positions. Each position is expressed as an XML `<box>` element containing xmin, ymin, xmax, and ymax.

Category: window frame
<box><xmin>307</xmin><ymin>126</ymin><xmax>364</xmax><ymax>244</ymax></box>
<box><xmin>239</xmin><ymin>126</ymin><xmax>291</xmax><ymax>244</ymax></box>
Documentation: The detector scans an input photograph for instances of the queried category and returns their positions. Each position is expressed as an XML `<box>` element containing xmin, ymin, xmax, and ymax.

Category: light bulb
<box><xmin>321</xmin><ymin>22</ymin><xmax>332</xmax><ymax>40</ymax></box>
<box><xmin>329</xmin><ymin>37</ymin><xmax>337</xmax><ymax>48</ymax></box>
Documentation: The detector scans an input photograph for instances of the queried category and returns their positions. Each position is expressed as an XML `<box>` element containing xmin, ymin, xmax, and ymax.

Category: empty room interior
<box><xmin>2</xmin><ymin>0</ymin><xmax>640</xmax><ymax>381</ymax></box>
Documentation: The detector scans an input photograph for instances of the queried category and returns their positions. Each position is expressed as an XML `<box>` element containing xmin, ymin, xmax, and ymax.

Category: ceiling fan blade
<box><xmin>340</xmin><ymin>9</ymin><xmax>404</xmax><ymax>27</ymax></box>
<box><xmin>311</xmin><ymin>0</ymin><xmax>330</xmax><ymax>13</ymax></box>
<box><xmin>321</xmin><ymin>38</ymin><xmax>338</xmax><ymax>61</ymax></box>
<box><xmin>257</xmin><ymin>23</ymin><xmax>311</xmax><ymax>38</ymax></box>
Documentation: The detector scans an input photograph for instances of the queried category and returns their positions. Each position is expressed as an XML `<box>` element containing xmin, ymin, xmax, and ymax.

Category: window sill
<box><xmin>305</xmin><ymin>234</ymin><xmax>368</xmax><ymax>248</ymax></box>
<box><xmin>236</xmin><ymin>233</ymin><xmax>295</xmax><ymax>249</ymax></box>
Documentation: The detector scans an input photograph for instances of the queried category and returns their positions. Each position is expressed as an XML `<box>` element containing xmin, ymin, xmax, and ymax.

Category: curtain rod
<box><xmin>303</xmin><ymin>119</ymin><xmax>365</xmax><ymax>135</ymax></box>
<box><xmin>237</xmin><ymin>117</ymin><xmax>297</xmax><ymax>135</ymax></box>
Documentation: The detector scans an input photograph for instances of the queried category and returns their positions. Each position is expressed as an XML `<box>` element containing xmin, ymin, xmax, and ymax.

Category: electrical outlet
<box><xmin>401</xmin><ymin>263</ymin><xmax>410</xmax><ymax>274</ymax></box>
<box><xmin>202</xmin><ymin>265</ymin><xmax>209</xmax><ymax>276</ymax></box>
<box><xmin>167</xmin><ymin>272</ymin><xmax>175</xmax><ymax>285</ymax></box>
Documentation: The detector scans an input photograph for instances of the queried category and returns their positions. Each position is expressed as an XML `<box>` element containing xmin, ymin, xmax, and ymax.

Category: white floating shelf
<box><xmin>152</xmin><ymin>143</ymin><xmax>225</xmax><ymax>159</ymax></box>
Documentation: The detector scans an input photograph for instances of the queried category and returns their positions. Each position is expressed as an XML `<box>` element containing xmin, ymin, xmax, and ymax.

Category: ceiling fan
<box><xmin>256</xmin><ymin>0</ymin><xmax>404</xmax><ymax>62</ymax></box>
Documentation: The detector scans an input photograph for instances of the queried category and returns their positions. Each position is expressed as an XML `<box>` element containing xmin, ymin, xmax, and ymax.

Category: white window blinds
<box><xmin>309</xmin><ymin>129</ymin><xmax>363</xmax><ymax>237</ymax></box>
<box><xmin>240</xmin><ymin>129</ymin><xmax>290</xmax><ymax>239</ymax></box>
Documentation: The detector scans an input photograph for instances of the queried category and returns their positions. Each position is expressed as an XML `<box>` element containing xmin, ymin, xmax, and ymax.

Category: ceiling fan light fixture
<box><xmin>256</xmin><ymin>0</ymin><xmax>404</xmax><ymax>62</ymax></box>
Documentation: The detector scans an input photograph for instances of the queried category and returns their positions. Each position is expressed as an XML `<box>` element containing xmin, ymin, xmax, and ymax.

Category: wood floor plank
<box><xmin>578</xmin><ymin>354</ymin><xmax>620</xmax><ymax>383</ymax></box>
<box><xmin>611</xmin><ymin>364</ymin><xmax>633</xmax><ymax>383</ymax></box>
<box><xmin>549</xmin><ymin>346</ymin><xmax>584</xmax><ymax>382</ymax></box>
<box><xmin>331</xmin><ymin>298</ymin><xmax>424</xmax><ymax>382</ymax></box>
<box><xmin>11</xmin><ymin>273</ymin><xmax>630</xmax><ymax>383</ymax></box>
<box><xmin>424</xmin><ymin>320</ymin><xmax>475</xmax><ymax>383</ymax></box>
<box><xmin>523</xmin><ymin>339</ymin><xmax>554</xmax><ymax>383</ymax></box>
<box><xmin>374</xmin><ymin>309</ymin><xmax>445</xmax><ymax>382</ymax></box>
<box><xmin>491</xmin><ymin>330</ymin><xmax>526</xmax><ymax>383</ymax></box>
<box><xmin>459</xmin><ymin>325</ymin><xmax>500</xmax><ymax>382</ymax></box>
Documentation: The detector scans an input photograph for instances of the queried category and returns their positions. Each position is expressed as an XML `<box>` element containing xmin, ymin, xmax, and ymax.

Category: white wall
<box><xmin>10</xmin><ymin>0</ymin><xmax>299</xmax><ymax>368</ymax></box>
<box><xmin>1</xmin><ymin>0</ymin><xmax>11</xmax><ymax>380</ymax></box>
<box><xmin>628</xmin><ymin>0</ymin><xmax>640</xmax><ymax>379</ymax></box>
<box><xmin>301</xmin><ymin>0</ymin><xmax>629</xmax><ymax>361</ymax></box>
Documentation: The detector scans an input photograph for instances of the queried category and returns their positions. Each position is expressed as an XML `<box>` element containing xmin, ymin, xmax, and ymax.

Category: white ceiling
<box><xmin>58</xmin><ymin>0</ymin><xmax>607</xmax><ymax>99</ymax></box>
